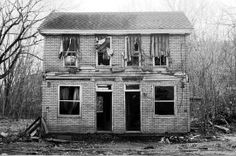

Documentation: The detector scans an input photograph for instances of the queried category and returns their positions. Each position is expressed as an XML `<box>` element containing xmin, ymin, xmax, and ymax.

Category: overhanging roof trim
<box><xmin>39</xmin><ymin>29</ymin><xmax>192</xmax><ymax>35</ymax></box>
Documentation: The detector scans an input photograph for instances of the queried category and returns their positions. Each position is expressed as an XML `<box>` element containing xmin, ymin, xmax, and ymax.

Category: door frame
<box><xmin>124</xmin><ymin>84</ymin><xmax>142</xmax><ymax>132</ymax></box>
<box><xmin>96</xmin><ymin>84</ymin><xmax>113</xmax><ymax>132</ymax></box>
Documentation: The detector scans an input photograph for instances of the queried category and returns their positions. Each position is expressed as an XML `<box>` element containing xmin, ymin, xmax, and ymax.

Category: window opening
<box><xmin>96</xmin><ymin>36</ymin><xmax>113</xmax><ymax>66</ymax></box>
<box><xmin>150</xmin><ymin>34</ymin><xmax>169</xmax><ymax>66</ymax></box>
<box><xmin>125</xmin><ymin>35</ymin><xmax>141</xmax><ymax>66</ymax></box>
<box><xmin>59</xmin><ymin>36</ymin><xmax>80</xmax><ymax>67</ymax></box>
<box><xmin>59</xmin><ymin>86</ymin><xmax>80</xmax><ymax>115</ymax></box>
<box><xmin>154</xmin><ymin>86</ymin><xmax>174</xmax><ymax>115</ymax></box>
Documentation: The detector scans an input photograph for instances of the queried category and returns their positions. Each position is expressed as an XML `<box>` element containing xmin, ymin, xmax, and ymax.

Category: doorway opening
<box><xmin>125</xmin><ymin>92</ymin><xmax>140</xmax><ymax>131</ymax></box>
<box><xmin>96</xmin><ymin>92</ymin><xmax>112</xmax><ymax>131</ymax></box>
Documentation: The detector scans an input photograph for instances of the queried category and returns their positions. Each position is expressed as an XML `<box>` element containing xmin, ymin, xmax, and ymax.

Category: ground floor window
<box><xmin>155</xmin><ymin>86</ymin><xmax>175</xmax><ymax>115</ymax></box>
<box><xmin>59</xmin><ymin>86</ymin><xmax>81</xmax><ymax>115</ymax></box>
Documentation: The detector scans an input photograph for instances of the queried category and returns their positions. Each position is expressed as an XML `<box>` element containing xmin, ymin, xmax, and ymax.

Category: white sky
<box><xmin>42</xmin><ymin>0</ymin><xmax>236</xmax><ymax>39</ymax></box>
<box><xmin>45</xmin><ymin>0</ymin><xmax>236</xmax><ymax>13</ymax></box>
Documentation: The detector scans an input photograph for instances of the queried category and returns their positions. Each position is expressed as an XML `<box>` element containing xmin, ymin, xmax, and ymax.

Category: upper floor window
<box><xmin>59</xmin><ymin>36</ymin><xmax>80</xmax><ymax>67</ymax></box>
<box><xmin>95</xmin><ymin>36</ymin><xmax>113</xmax><ymax>66</ymax></box>
<box><xmin>125</xmin><ymin>35</ymin><xmax>141</xmax><ymax>66</ymax></box>
<box><xmin>150</xmin><ymin>34</ymin><xmax>169</xmax><ymax>66</ymax></box>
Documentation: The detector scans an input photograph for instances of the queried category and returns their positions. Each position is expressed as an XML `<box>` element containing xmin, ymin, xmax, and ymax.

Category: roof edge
<box><xmin>39</xmin><ymin>29</ymin><xmax>193</xmax><ymax>35</ymax></box>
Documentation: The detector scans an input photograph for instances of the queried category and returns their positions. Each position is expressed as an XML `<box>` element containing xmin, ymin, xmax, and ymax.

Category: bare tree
<box><xmin>0</xmin><ymin>0</ymin><xmax>44</xmax><ymax>79</ymax></box>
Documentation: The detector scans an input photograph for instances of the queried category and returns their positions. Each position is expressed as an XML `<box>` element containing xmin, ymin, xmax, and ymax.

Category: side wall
<box><xmin>42</xmin><ymin>79</ymin><xmax>190</xmax><ymax>133</ymax></box>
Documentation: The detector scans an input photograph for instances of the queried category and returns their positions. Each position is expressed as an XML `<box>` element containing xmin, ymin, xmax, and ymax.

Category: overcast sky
<box><xmin>42</xmin><ymin>0</ymin><xmax>236</xmax><ymax>38</ymax></box>
<box><xmin>45</xmin><ymin>0</ymin><xmax>236</xmax><ymax>13</ymax></box>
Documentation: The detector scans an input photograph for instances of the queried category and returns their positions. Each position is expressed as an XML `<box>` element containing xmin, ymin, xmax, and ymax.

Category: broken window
<box><xmin>150</xmin><ymin>34</ymin><xmax>169</xmax><ymax>66</ymax></box>
<box><xmin>59</xmin><ymin>86</ymin><xmax>80</xmax><ymax>115</ymax></box>
<box><xmin>59</xmin><ymin>36</ymin><xmax>80</xmax><ymax>67</ymax></box>
<box><xmin>95</xmin><ymin>36</ymin><xmax>113</xmax><ymax>66</ymax></box>
<box><xmin>124</xmin><ymin>35</ymin><xmax>141</xmax><ymax>66</ymax></box>
<box><xmin>155</xmin><ymin>86</ymin><xmax>175</xmax><ymax>115</ymax></box>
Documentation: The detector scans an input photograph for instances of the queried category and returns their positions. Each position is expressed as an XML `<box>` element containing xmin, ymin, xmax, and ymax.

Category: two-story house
<box><xmin>39</xmin><ymin>11</ymin><xmax>193</xmax><ymax>134</ymax></box>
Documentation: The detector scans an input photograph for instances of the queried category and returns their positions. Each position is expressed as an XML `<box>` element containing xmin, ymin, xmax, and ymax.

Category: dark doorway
<box><xmin>96</xmin><ymin>92</ymin><xmax>112</xmax><ymax>131</ymax></box>
<box><xmin>125</xmin><ymin>92</ymin><xmax>140</xmax><ymax>131</ymax></box>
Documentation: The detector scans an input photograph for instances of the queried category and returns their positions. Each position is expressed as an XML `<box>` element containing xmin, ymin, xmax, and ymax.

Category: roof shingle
<box><xmin>39</xmin><ymin>11</ymin><xmax>193</xmax><ymax>34</ymax></box>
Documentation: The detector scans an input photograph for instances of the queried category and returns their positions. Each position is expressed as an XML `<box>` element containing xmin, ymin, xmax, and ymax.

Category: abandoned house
<box><xmin>39</xmin><ymin>11</ymin><xmax>193</xmax><ymax>134</ymax></box>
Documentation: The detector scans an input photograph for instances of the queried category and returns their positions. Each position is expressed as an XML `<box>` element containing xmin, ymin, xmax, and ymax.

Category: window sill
<box><xmin>153</xmin><ymin>65</ymin><xmax>168</xmax><ymax>68</ymax></box>
<box><xmin>64</xmin><ymin>66</ymin><xmax>78</xmax><ymax>68</ymax></box>
<box><xmin>125</xmin><ymin>67</ymin><xmax>142</xmax><ymax>72</ymax></box>
<box><xmin>152</xmin><ymin>67</ymin><xmax>168</xmax><ymax>72</ymax></box>
<box><xmin>58</xmin><ymin>115</ymin><xmax>81</xmax><ymax>118</ymax></box>
<box><xmin>153</xmin><ymin>115</ymin><xmax>176</xmax><ymax>118</ymax></box>
<box><xmin>96</xmin><ymin>65</ymin><xmax>112</xmax><ymax>69</ymax></box>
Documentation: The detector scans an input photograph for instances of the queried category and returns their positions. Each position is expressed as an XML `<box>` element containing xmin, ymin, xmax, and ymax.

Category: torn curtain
<box><xmin>125</xmin><ymin>35</ymin><xmax>141</xmax><ymax>62</ymax></box>
<box><xmin>95</xmin><ymin>35</ymin><xmax>111</xmax><ymax>60</ymax></box>
<box><xmin>59</xmin><ymin>36</ymin><xmax>80</xmax><ymax>59</ymax></box>
<box><xmin>150</xmin><ymin>34</ymin><xmax>169</xmax><ymax>58</ymax></box>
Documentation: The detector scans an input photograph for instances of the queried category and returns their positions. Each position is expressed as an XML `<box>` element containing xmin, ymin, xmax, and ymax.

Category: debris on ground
<box><xmin>1</xmin><ymin>117</ymin><xmax>236</xmax><ymax>155</ymax></box>
<box><xmin>209</xmin><ymin>120</ymin><xmax>231</xmax><ymax>133</ymax></box>
<box><xmin>144</xmin><ymin>145</ymin><xmax>154</xmax><ymax>149</ymax></box>
<box><xmin>0</xmin><ymin>132</ymin><xmax>8</xmax><ymax>138</ymax></box>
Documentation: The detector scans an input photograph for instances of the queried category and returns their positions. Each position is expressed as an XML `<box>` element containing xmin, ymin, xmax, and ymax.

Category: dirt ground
<box><xmin>1</xmin><ymin>119</ymin><xmax>236</xmax><ymax>155</ymax></box>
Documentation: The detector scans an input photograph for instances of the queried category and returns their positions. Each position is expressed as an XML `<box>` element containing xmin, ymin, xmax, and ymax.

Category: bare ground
<box><xmin>1</xmin><ymin>119</ymin><xmax>236</xmax><ymax>155</ymax></box>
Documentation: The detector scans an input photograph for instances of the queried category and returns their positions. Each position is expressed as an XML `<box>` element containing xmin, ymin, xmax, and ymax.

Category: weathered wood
<box><xmin>24</xmin><ymin>117</ymin><xmax>40</xmax><ymax>134</ymax></box>
<box><xmin>208</xmin><ymin>120</ymin><xmax>230</xmax><ymax>133</ymax></box>
<box><xmin>214</xmin><ymin>125</ymin><xmax>230</xmax><ymax>133</ymax></box>
<box><xmin>27</xmin><ymin>121</ymin><xmax>40</xmax><ymax>135</ymax></box>
<box><xmin>41</xmin><ymin>117</ymin><xmax>49</xmax><ymax>134</ymax></box>
<box><xmin>45</xmin><ymin>138</ymin><xmax>70</xmax><ymax>143</ymax></box>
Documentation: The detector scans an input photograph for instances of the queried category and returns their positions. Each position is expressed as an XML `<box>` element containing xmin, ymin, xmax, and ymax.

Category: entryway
<box><xmin>125</xmin><ymin>91</ymin><xmax>140</xmax><ymax>131</ymax></box>
<box><xmin>96</xmin><ymin>92</ymin><xmax>112</xmax><ymax>131</ymax></box>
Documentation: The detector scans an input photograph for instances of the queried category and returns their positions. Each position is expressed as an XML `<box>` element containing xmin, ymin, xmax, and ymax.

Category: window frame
<box><xmin>96</xmin><ymin>84</ymin><xmax>113</xmax><ymax>92</ymax></box>
<box><xmin>150</xmin><ymin>34</ymin><xmax>170</xmax><ymax>67</ymax></box>
<box><xmin>125</xmin><ymin>36</ymin><xmax>141</xmax><ymax>67</ymax></box>
<box><xmin>58</xmin><ymin>85</ymin><xmax>82</xmax><ymax>117</ymax></box>
<box><xmin>63</xmin><ymin>51</ymin><xmax>78</xmax><ymax>68</ymax></box>
<box><xmin>125</xmin><ymin>84</ymin><xmax>140</xmax><ymax>91</ymax></box>
<box><xmin>96</xmin><ymin>36</ymin><xmax>112</xmax><ymax>67</ymax></box>
<box><xmin>153</xmin><ymin>85</ymin><xmax>176</xmax><ymax>117</ymax></box>
<box><xmin>153</xmin><ymin>56</ymin><xmax>169</xmax><ymax>67</ymax></box>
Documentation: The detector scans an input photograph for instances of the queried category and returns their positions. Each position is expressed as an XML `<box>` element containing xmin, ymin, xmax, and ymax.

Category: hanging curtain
<box><xmin>126</xmin><ymin>35</ymin><xmax>141</xmax><ymax>61</ymax></box>
<box><xmin>95</xmin><ymin>35</ymin><xmax>107</xmax><ymax>52</ymax></box>
<box><xmin>95</xmin><ymin>35</ymin><xmax>110</xmax><ymax>60</ymax></box>
<box><xmin>68</xmin><ymin>87</ymin><xmax>80</xmax><ymax>114</ymax></box>
<box><xmin>124</xmin><ymin>37</ymin><xmax>129</xmax><ymax>61</ymax></box>
<box><xmin>150</xmin><ymin>34</ymin><xmax>169</xmax><ymax>57</ymax></box>
<box><xmin>73</xmin><ymin>87</ymin><xmax>80</xmax><ymax>101</ymax></box>
<box><xmin>60</xmin><ymin>87</ymin><xmax>70</xmax><ymax>114</ymax></box>
<box><xmin>60</xmin><ymin>87</ymin><xmax>69</xmax><ymax>100</ymax></box>
<box><xmin>59</xmin><ymin>36</ymin><xmax>80</xmax><ymax>59</ymax></box>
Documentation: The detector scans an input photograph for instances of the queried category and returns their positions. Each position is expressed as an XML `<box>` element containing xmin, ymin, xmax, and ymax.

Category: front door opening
<box><xmin>125</xmin><ymin>92</ymin><xmax>140</xmax><ymax>131</ymax></box>
<box><xmin>96</xmin><ymin>92</ymin><xmax>112</xmax><ymax>131</ymax></box>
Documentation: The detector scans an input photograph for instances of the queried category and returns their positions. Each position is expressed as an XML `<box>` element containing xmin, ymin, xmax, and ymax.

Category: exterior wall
<box><xmin>141</xmin><ymin>80</ymin><xmax>190</xmax><ymax>133</ymax></box>
<box><xmin>42</xmin><ymin>80</ymin><xmax>96</xmax><ymax>133</ymax></box>
<box><xmin>42</xmin><ymin>78</ymin><xmax>190</xmax><ymax>133</ymax></box>
<box><xmin>42</xmin><ymin>33</ymin><xmax>190</xmax><ymax>133</ymax></box>
<box><xmin>43</xmin><ymin>34</ymin><xmax>187</xmax><ymax>72</ymax></box>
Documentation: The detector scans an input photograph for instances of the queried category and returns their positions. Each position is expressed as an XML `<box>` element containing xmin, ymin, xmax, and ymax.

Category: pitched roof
<box><xmin>39</xmin><ymin>11</ymin><xmax>193</xmax><ymax>35</ymax></box>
